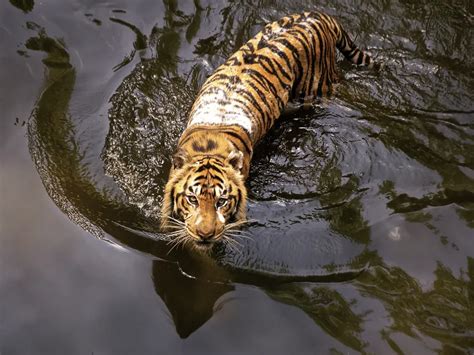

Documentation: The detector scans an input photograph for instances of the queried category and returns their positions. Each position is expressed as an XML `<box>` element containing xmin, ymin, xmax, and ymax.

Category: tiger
<box><xmin>160</xmin><ymin>11</ymin><xmax>380</xmax><ymax>250</ymax></box>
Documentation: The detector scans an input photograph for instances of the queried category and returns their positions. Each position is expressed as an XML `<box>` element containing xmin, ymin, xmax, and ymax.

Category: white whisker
<box><xmin>230</xmin><ymin>234</ymin><xmax>253</xmax><ymax>241</ymax></box>
<box><xmin>165</xmin><ymin>230</ymin><xmax>187</xmax><ymax>238</ymax></box>
<box><xmin>221</xmin><ymin>234</ymin><xmax>243</xmax><ymax>254</ymax></box>
<box><xmin>225</xmin><ymin>218</ymin><xmax>257</xmax><ymax>230</ymax></box>
<box><xmin>158</xmin><ymin>213</ymin><xmax>186</xmax><ymax>226</ymax></box>
<box><xmin>224</xmin><ymin>228</ymin><xmax>252</xmax><ymax>237</ymax></box>
<box><xmin>167</xmin><ymin>234</ymin><xmax>189</xmax><ymax>254</ymax></box>
<box><xmin>165</xmin><ymin>223</ymin><xmax>185</xmax><ymax>230</ymax></box>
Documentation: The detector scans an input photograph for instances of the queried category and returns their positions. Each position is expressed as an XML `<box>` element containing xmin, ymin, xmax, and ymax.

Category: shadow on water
<box><xmin>23</xmin><ymin>0</ymin><xmax>474</xmax><ymax>350</ymax></box>
<box><xmin>9</xmin><ymin>0</ymin><xmax>34</xmax><ymax>13</ymax></box>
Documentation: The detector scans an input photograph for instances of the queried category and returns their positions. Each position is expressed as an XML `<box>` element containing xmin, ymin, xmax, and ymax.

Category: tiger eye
<box><xmin>186</xmin><ymin>195</ymin><xmax>198</xmax><ymax>205</ymax></box>
<box><xmin>216</xmin><ymin>197</ymin><xmax>228</xmax><ymax>208</ymax></box>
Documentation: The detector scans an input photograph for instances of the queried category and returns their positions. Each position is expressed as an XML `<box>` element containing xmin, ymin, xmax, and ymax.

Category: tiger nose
<box><xmin>196</xmin><ymin>225</ymin><xmax>215</xmax><ymax>240</ymax></box>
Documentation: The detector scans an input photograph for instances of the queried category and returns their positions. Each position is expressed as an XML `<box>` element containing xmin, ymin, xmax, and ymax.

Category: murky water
<box><xmin>1</xmin><ymin>0</ymin><xmax>473</xmax><ymax>353</ymax></box>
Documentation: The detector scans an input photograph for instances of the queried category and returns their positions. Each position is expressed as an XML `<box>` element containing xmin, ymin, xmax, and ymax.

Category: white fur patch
<box><xmin>217</xmin><ymin>211</ymin><xmax>225</xmax><ymax>223</ymax></box>
<box><xmin>215</xmin><ymin>186</ymin><xmax>223</xmax><ymax>196</ymax></box>
<box><xmin>188</xmin><ymin>90</ymin><xmax>253</xmax><ymax>133</ymax></box>
<box><xmin>195</xmin><ymin>215</ymin><xmax>202</xmax><ymax>226</ymax></box>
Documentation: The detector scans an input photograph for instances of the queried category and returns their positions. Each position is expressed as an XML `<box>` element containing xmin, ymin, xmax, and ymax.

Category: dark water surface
<box><xmin>1</xmin><ymin>0</ymin><xmax>474</xmax><ymax>353</ymax></box>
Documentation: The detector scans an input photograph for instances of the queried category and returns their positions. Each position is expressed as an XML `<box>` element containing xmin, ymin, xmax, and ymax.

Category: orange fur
<box><xmin>161</xmin><ymin>12</ymin><xmax>379</xmax><ymax>247</ymax></box>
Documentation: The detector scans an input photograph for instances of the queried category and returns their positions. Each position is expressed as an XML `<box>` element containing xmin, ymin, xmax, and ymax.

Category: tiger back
<box><xmin>161</xmin><ymin>12</ymin><xmax>380</xmax><ymax>250</ymax></box>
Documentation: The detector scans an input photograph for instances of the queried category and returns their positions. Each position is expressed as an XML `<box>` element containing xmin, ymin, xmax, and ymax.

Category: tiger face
<box><xmin>161</xmin><ymin>148</ymin><xmax>247</xmax><ymax>250</ymax></box>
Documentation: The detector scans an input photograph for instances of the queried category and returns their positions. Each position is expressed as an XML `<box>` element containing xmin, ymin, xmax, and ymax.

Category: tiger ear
<box><xmin>172</xmin><ymin>149</ymin><xmax>189</xmax><ymax>170</ymax></box>
<box><xmin>226</xmin><ymin>150</ymin><xmax>244</xmax><ymax>172</ymax></box>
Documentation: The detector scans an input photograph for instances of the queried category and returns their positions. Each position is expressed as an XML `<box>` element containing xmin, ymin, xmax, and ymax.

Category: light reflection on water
<box><xmin>1</xmin><ymin>0</ymin><xmax>473</xmax><ymax>353</ymax></box>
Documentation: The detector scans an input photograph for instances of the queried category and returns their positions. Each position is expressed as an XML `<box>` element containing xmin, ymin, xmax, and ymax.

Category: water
<box><xmin>1</xmin><ymin>0</ymin><xmax>473</xmax><ymax>353</ymax></box>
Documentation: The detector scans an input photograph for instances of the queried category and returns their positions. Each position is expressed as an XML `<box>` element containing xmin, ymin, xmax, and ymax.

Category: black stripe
<box><xmin>247</xmin><ymin>79</ymin><xmax>274</xmax><ymax>111</ymax></box>
<box><xmin>225</xmin><ymin>98</ymin><xmax>265</xmax><ymax>135</ymax></box>
<box><xmin>178</xmin><ymin>134</ymin><xmax>193</xmax><ymax>147</ymax></box>
<box><xmin>308</xmin><ymin>21</ymin><xmax>326</xmax><ymax>97</ymax></box>
<box><xmin>319</xmin><ymin>19</ymin><xmax>336</xmax><ymax>89</ymax></box>
<box><xmin>295</xmin><ymin>23</ymin><xmax>317</xmax><ymax>97</ymax></box>
<box><xmin>256</xmin><ymin>35</ymin><xmax>267</xmax><ymax>50</ymax></box>
<box><xmin>295</xmin><ymin>13</ymin><xmax>305</xmax><ymax>23</ymax></box>
<box><xmin>292</xmin><ymin>25</ymin><xmax>315</xmax><ymax>97</ymax></box>
<box><xmin>258</xmin><ymin>54</ymin><xmax>291</xmax><ymax>88</ymax></box>
<box><xmin>223</xmin><ymin>130</ymin><xmax>252</xmax><ymax>156</ymax></box>
<box><xmin>192</xmin><ymin>141</ymin><xmax>205</xmax><ymax>152</ymax></box>
<box><xmin>204</xmin><ymin>73</ymin><xmax>241</xmax><ymax>89</ymax></box>
<box><xmin>275</xmin><ymin>38</ymin><xmax>302</xmax><ymax>71</ymax></box>
<box><xmin>195</xmin><ymin>163</ymin><xmax>214</xmax><ymax>173</ymax></box>
<box><xmin>234</xmin><ymin>87</ymin><xmax>266</xmax><ymax>118</ymax></box>
<box><xmin>231</xmin><ymin>97</ymin><xmax>259</xmax><ymax>119</ymax></box>
<box><xmin>236</xmin><ymin>88</ymin><xmax>269</xmax><ymax>132</ymax></box>
<box><xmin>277</xmin><ymin>17</ymin><xmax>287</xmax><ymax>27</ymax></box>
<box><xmin>234</xmin><ymin>189</ymin><xmax>242</xmax><ymax>216</ymax></box>
<box><xmin>308</xmin><ymin>41</ymin><xmax>317</xmax><ymax>97</ymax></box>
<box><xmin>227</xmin><ymin>56</ymin><xmax>242</xmax><ymax>66</ymax></box>
<box><xmin>275</xmin><ymin>38</ymin><xmax>303</xmax><ymax>97</ymax></box>
<box><xmin>208</xmin><ymin>172</ymin><xmax>224</xmax><ymax>184</ymax></box>
<box><xmin>346</xmin><ymin>48</ymin><xmax>358</xmax><ymax>60</ymax></box>
<box><xmin>203</xmin><ymin>86</ymin><xmax>230</xmax><ymax>97</ymax></box>
<box><xmin>265</xmin><ymin>43</ymin><xmax>293</xmax><ymax>78</ymax></box>
<box><xmin>242</xmin><ymin>68</ymin><xmax>285</xmax><ymax>110</ymax></box>
<box><xmin>319</xmin><ymin>37</ymin><xmax>329</xmax><ymax>96</ymax></box>
<box><xmin>209</xmin><ymin>158</ymin><xmax>225</xmax><ymax>167</ymax></box>
<box><xmin>247</xmin><ymin>80</ymin><xmax>274</xmax><ymax>130</ymax></box>
<box><xmin>209</xmin><ymin>165</ymin><xmax>224</xmax><ymax>175</ymax></box>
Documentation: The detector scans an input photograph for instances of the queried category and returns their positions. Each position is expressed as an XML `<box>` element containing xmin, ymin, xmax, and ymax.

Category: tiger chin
<box><xmin>160</xmin><ymin>11</ymin><xmax>381</xmax><ymax>250</ymax></box>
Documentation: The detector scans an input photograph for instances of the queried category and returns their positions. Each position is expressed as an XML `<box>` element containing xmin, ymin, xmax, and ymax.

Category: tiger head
<box><xmin>161</xmin><ymin>147</ymin><xmax>248</xmax><ymax>250</ymax></box>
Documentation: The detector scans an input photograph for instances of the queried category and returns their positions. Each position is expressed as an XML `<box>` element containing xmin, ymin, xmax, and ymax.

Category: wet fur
<box><xmin>161</xmin><ymin>12</ymin><xmax>379</xmax><ymax>248</ymax></box>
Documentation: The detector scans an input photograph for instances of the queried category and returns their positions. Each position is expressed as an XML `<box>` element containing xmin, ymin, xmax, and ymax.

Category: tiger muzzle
<box><xmin>192</xmin><ymin>198</ymin><xmax>226</xmax><ymax>243</ymax></box>
<box><xmin>196</xmin><ymin>224</ymin><xmax>215</xmax><ymax>240</ymax></box>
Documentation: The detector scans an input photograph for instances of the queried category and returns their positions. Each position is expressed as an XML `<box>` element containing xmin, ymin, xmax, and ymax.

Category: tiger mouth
<box><xmin>186</xmin><ymin>228</ymin><xmax>220</xmax><ymax>247</ymax></box>
<box><xmin>195</xmin><ymin>239</ymin><xmax>215</xmax><ymax>247</ymax></box>
<box><xmin>192</xmin><ymin>239</ymin><xmax>219</xmax><ymax>252</ymax></box>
